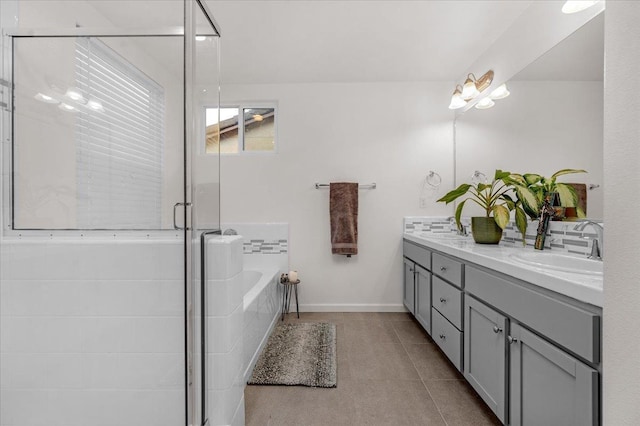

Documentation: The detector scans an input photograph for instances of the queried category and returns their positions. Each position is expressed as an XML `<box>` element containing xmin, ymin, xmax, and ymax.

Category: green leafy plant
<box><xmin>507</xmin><ymin>169</ymin><xmax>587</xmax><ymax>220</ymax></box>
<box><xmin>437</xmin><ymin>169</ymin><xmax>528</xmax><ymax>241</ymax></box>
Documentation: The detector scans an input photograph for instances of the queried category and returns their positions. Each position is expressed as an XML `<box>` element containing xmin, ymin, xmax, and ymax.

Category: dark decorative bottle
<box><xmin>534</xmin><ymin>195</ymin><xmax>556</xmax><ymax>250</ymax></box>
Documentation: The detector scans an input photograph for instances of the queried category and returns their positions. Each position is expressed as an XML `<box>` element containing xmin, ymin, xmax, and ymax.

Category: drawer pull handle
<box><xmin>439</xmin><ymin>297</ymin><xmax>447</xmax><ymax>303</ymax></box>
<box><xmin>439</xmin><ymin>334</ymin><xmax>446</xmax><ymax>340</ymax></box>
<box><xmin>493</xmin><ymin>326</ymin><xmax>503</xmax><ymax>334</ymax></box>
<box><xmin>508</xmin><ymin>336</ymin><xmax>518</xmax><ymax>344</ymax></box>
<box><xmin>440</xmin><ymin>266</ymin><xmax>447</xmax><ymax>272</ymax></box>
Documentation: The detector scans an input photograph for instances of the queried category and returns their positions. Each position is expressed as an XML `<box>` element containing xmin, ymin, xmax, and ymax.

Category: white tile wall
<box><xmin>0</xmin><ymin>239</ymin><xmax>185</xmax><ymax>426</ymax></box>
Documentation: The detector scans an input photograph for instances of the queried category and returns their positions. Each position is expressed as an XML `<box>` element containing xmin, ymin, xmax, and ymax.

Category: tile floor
<box><xmin>245</xmin><ymin>312</ymin><xmax>501</xmax><ymax>426</ymax></box>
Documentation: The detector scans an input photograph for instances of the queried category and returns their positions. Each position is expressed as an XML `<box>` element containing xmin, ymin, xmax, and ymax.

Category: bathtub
<box><xmin>241</xmin><ymin>267</ymin><xmax>281</xmax><ymax>382</ymax></box>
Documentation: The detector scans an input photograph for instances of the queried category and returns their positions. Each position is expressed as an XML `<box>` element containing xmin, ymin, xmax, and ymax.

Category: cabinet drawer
<box><xmin>432</xmin><ymin>308</ymin><xmax>462</xmax><ymax>371</ymax></box>
<box><xmin>432</xmin><ymin>276</ymin><xmax>463</xmax><ymax>329</ymax></box>
<box><xmin>432</xmin><ymin>253</ymin><xmax>463</xmax><ymax>287</ymax></box>
<box><xmin>403</xmin><ymin>240</ymin><xmax>431</xmax><ymax>270</ymax></box>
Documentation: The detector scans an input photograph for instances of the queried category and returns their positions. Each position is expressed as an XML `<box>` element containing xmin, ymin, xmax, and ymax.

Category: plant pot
<box><xmin>471</xmin><ymin>217</ymin><xmax>503</xmax><ymax>244</ymax></box>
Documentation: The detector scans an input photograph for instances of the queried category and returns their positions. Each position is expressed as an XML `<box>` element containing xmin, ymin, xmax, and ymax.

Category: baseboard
<box><xmin>297</xmin><ymin>303</ymin><xmax>407</xmax><ymax>312</ymax></box>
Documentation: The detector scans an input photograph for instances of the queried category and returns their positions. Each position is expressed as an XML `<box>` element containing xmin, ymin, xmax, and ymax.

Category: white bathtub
<box><xmin>241</xmin><ymin>267</ymin><xmax>281</xmax><ymax>382</ymax></box>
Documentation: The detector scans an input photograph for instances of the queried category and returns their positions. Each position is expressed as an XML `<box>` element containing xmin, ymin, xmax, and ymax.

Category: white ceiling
<box><xmin>206</xmin><ymin>0</ymin><xmax>534</xmax><ymax>84</ymax></box>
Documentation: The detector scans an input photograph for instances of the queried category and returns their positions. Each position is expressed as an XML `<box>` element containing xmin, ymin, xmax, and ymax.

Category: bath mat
<box><xmin>248</xmin><ymin>322</ymin><xmax>337</xmax><ymax>388</ymax></box>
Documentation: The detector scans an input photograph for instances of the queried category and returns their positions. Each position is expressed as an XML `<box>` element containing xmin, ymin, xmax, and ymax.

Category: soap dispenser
<box><xmin>534</xmin><ymin>195</ymin><xmax>556</xmax><ymax>250</ymax></box>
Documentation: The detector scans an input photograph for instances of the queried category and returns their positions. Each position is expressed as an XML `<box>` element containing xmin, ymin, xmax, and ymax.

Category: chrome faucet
<box><xmin>573</xmin><ymin>220</ymin><xmax>604</xmax><ymax>260</ymax></box>
<box><xmin>446</xmin><ymin>216</ymin><xmax>467</xmax><ymax>236</ymax></box>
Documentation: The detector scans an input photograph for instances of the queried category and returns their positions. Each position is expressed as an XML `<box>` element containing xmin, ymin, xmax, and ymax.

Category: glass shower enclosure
<box><xmin>0</xmin><ymin>1</ymin><xmax>221</xmax><ymax>424</ymax></box>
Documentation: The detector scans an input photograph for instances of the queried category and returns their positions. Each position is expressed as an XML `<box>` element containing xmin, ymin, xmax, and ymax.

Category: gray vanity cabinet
<box><xmin>509</xmin><ymin>323</ymin><xmax>598</xmax><ymax>426</ymax></box>
<box><xmin>414</xmin><ymin>266</ymin><xmax>431</xmax><ymax>333</ymax></box>
<box><xmin>403</xmin><ymin>258</ymin><xmax>416</xmax><ymax>314</ymax></box>
<box><xmin>464</xmin><ymin>296</ymin><xmax>508</xmax><ymax>423</ymax></box>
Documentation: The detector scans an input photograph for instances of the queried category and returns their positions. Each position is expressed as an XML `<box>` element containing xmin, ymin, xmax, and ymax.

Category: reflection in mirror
<box><xmin>12</xmin><ymin>35</ymin><xmax>183</xmax><ymax>229</ymax></box>
<box><xmin>455</xmin><ymin>12</ymin><xmax>604</xmax><ymax>220</ymax></box>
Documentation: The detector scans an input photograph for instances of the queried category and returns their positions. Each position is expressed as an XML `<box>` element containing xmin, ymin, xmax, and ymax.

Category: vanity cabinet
<box><xmin>402</xmin><ymin>237</ymin><xmax>602</xmax><ymax>425</ymax></box>
<box><xmin>509</xmin><ymin>323</ymin><xmax>598</xmax><ymax>426</ymax></box>
<box><xmin>403</xmin><ymin>258</ymin><xmax>415</xmax><ymax>314</ymax></box>
<box><xmin>464</xmin><ymin>296</ymin><xmax>508</xmax><ymax>423</ymax></box>
<box><xmin>403</xmin><ymin>241</ymin><xmax>432</xmax><ymax>333</ymax></box>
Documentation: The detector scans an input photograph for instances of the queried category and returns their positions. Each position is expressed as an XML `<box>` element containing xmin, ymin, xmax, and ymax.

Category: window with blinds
<box><xmin>75</xmin><ymin>37</ymin><xmax>164</xmax><ymax>229</ymax></box>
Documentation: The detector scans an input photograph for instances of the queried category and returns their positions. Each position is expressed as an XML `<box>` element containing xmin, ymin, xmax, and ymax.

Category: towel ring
<box><xmin>426</xmin><ymin>171</ymin><xmax>442</xmax><ymax>188</ymax></box>
<box><xmin>471</xmin><ymin>170</ymin><xmax>487</xmax><ymax>184</ymax></box>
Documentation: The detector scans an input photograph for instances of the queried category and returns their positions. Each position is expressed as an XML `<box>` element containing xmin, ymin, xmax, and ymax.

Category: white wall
<box><xmin>456</xmin><ymin>80</ymin><xmax>603</xmax><ymax>218</ymax></box>
<box><xmin>217</xmin><ymin>82</ymin><xmax>454</xmax><ymax>311</ymax></box>
<box><xmin>603</xmin><ymin>2</ymin><xmax>640</xmax><ymax>424</ymax></box>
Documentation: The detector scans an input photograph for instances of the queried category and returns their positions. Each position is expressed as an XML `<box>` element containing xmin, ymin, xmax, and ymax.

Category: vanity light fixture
<box><xmin>449</xmin><ymin>70</ymin><xmax>495</xmax><ymax>109</ymax></box>
<box><xmin>489</xmin><ymin>83</ymin><xmax>510</xmax><ymax>100</ymax></box>
<box><xmin>448</xmin><ymin>85</ymin><xmax>467</xmax><ymax>110</ymax></box>
<box><xmin>561</xmin><ymin>0</ymin><xmax>598</xmax><ymax>14</ymax></box>
<box><xmin>475</xmin><ymin>97</ymin><xmax>495</xmax><ymax>110</ymax></box>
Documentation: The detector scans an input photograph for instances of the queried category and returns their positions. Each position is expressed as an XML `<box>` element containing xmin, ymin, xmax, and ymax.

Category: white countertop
<box><xmin>403</xmin><ymin>232</ymin><xmax>603</xmax><ymax>308</ymax></box>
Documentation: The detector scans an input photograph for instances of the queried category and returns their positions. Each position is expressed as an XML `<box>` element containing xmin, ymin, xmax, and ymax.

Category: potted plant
<box><xmin>437</xmin><ymin>170</ymin><xmax>528</xmax><ymax>244</ymax></box>
<box><xmin>507</xmin><ymin>169</ymin><xmax>587</xmax><ymax>220</ymax></box>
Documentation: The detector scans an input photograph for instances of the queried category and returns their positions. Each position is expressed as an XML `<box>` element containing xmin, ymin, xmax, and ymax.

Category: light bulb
<box><xmin>475</xmin><ymin>97</ymin><xmax>495</xmax><ymax>110</ymax></box>
<box><xmin>489</xmin><ymin>83</ymin><xmax>510</xmax><ymax>100</ymax></box>
<box><xmin>65</xmin><ymin>87</ymin><xmax>85</xmax><ymax>102</ymax></box>
<box><xmin>462</xmin><ymin>75</ymin><xmax>479</xmax><ymax>100</ymax></box>
<box><xmin>87</xmin><ymin>98</ymin><xmax>104</xmax><ymax>111</ymax></box>
<box><xmin>448</xmin><ymin>86</ymin><xmax>467</xmax><ymax>110</ymax></box>
<box><xmin>561</xmin><ymin>1</ymin><xmax>598</xmax><ymax>14</ymax></box>
<box><xmin>34</xmin><ymin>93</ymin><xmax>59</xmax><ymax>104</ymax></box>
<box><xmin>253</xmin><ymin>114</ymin><xmax>264</xmax><ymax>121</ymax></box>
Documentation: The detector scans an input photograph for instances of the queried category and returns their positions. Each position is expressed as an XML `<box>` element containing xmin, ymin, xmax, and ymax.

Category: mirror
<box><xmin>454</xmin><ymin>12</ymin><xmax>604</xmax><ymax>220</ymax></box>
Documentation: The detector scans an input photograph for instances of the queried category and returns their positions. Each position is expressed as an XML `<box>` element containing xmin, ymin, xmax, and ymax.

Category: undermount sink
<box><xmin>420</xmin><ymin>233</ymin><xmax>468</xmax><ymax>241</ymax></box>
<box><xmin>509</xmin><ymin>252</ymin><xmax>603</xmax><ymax>276</ymax></box>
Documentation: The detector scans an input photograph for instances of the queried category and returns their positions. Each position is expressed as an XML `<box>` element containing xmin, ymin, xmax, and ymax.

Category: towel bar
<box><xmin>315</xmin><ymin>183</ymin><xmax>376</xmax><ymax>189</ymax></box>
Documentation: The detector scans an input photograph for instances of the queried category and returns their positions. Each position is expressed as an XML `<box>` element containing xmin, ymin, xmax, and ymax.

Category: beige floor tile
<box><xmin>392</xmin><ymin>318</ymin><xmax>432</xmax><ymax>344</ymax></box>
<box><xmin>342</xmin><ymin>319</ymin><xmax>401</xmax><ymax>345</ymax></box>
<box><xmin>246</xmin><ymin>382</ymin><xmax>357</xmax><ymax>426</ymax></box>
<box><xmin>405</xmin><ymin>342</ymin><xmax>463</xmax><ymax>381</ymax></box>
<box><xmin>424</xmin><ymin>379</ymin><xmax>501</xmax><ymax>426</ymax></box>
<box><xmin>346</xmin><ymin>342</ymin><xmax>419</xmax><ymax>380</ymax></box>
<box><xmin>283</xmin><ymin>311</ymin><xmax>345</xmax><ymax>323</ymax></box>
<box><xmin>349</xmin><ymin>379</ymin><xmax>446</xmax><ymax>426</ymax></box>
<box><xmin>341</xmin><ymin>312</ymin><xmax>413</xmax><ymax>322</ymax></box>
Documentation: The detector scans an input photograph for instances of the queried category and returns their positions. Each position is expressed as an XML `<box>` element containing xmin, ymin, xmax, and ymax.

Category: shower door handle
<box><xmin>173</xmin><ymin>202</ymin><xmax>192</xmax><ymax>230</ymax></box>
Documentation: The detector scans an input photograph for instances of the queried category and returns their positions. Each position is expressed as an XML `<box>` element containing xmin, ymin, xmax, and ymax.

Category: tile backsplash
<box><xmin>221</xmin><ymin>223</ymin><xmax>289</xmax><ymax>272</ymax></box>
<box><xmin>404</xmin><ymin>216</ymin><xmax>600</xmax><ymax>257</ymax></box>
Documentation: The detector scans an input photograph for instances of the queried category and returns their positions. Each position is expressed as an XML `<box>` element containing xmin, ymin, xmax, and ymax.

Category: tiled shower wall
<box><xmin>0</xmin><ymin>238</ymin><xmax>185</xmax><ymax>426</ymax></box>
<box><xmin>404</xmin><ymin>216</ymin><xmax>600</xmax><ymax>256</ymax></box>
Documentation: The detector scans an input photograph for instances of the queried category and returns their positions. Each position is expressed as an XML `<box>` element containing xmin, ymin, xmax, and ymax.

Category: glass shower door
<box><xmin>0</xmin><ymin>1</ymin><xmax>220</xmax><ymax>424</ymax></box>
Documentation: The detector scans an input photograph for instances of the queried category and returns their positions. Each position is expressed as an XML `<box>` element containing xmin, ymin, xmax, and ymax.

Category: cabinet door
<box><xmin>509</xmin><ymin>323</ymin><xmax>598</xmax><ymax>426</ymax></box>
<box><xmin>403</xmin><ymin>258</ymin><xmax>415</xmax><ymax>314</ymax></box>
<box><xmin>464</xmin><ymin>296</ymin><xmax>507</xmax><ymax>423</ymax></box>
<box><xmin>414</xmin><ymin>265</ymin><xmax>431</xmax><ymax>334</ymax></box>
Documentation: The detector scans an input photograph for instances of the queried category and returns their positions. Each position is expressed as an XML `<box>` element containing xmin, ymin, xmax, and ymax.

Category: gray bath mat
<box><xmin>248</xmin><ymin>322</ymin><xmax>337</xmax><ymax>388</ymax></box>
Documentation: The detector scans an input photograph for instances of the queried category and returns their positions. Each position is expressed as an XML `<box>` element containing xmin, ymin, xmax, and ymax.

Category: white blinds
<box><xmin>75</xmin><ymin>37</ymin><xmax>164</xmax><ymax>229</ymax></box>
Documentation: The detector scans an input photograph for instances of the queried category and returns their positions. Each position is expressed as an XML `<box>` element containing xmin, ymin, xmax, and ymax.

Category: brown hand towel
<box><xmin>330</xmin><ymin>182</ymin><xmax>358</xmax><ymax>256</ymax></box>
<box><xmin>567</xmin><ymin>183</ymin><xmax>587</xmax><ymax>216</ymax></box>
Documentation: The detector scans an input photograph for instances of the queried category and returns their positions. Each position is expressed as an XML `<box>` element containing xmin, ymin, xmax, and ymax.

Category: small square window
<box><xmin>205</xmin><ymin>105</ymin><xmax>276</xmax><ymax>154</ymax></box>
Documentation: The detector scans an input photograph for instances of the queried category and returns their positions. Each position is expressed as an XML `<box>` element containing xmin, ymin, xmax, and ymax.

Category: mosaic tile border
<box><xmin>243</xmin><ymin>239</ymin><xmax>288</xmax><ymax>255</ymax></box>
<box><xmin>404</xmin><ymin>216</ymin><xmax>601</xmax><ymax>257</ymax></box>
